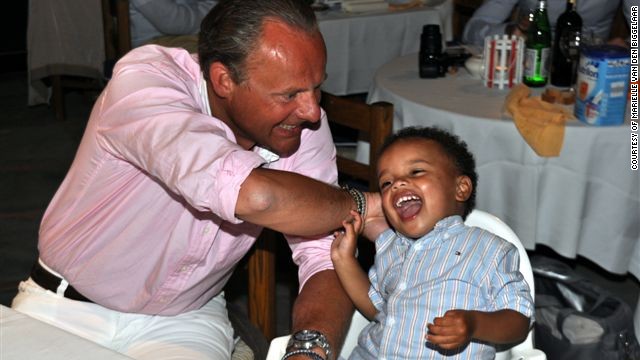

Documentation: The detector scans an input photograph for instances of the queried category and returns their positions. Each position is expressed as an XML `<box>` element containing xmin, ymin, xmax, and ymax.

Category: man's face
<box><xmin>222</xmin><ymin>20</ymin><xmax>327</xmax><ymax>157</ymax></box>
<box><xmin>377</xmin><ymin>138</ymin><xmax>471</xmax><ymax>239</ymax></box>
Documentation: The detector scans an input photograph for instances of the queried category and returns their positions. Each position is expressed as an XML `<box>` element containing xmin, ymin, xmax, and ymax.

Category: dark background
<box><xmin>0</xmin><ymin>2</ymin><xmax>28</xmax><ymax>73</ymax></box>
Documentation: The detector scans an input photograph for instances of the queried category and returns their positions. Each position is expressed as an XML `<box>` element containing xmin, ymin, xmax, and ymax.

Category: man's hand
<box><xmin>362</xmin><ymin>192</ymin><xmax>388</xmax><ymax>241</ymax></box>
<box><xmin>507</xmin><ymin>22</ymin><xmax>527</xmax><ymax>39</ymax></box>
<box><xmin>507</xmin><ymin>10</ymin><xmax>530</xmax><ymax>40</ymax></box>
<box><xmin>426</xmin><ymin>310</ymin><xmax>475</xmax><ymax>350</ymax></box>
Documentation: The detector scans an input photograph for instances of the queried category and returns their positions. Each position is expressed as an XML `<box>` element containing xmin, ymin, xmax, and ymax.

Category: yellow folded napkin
<box><xmin>504</xmin><ymin>84</ymin><xmax>574</xmax><ymax>157</ymax></box>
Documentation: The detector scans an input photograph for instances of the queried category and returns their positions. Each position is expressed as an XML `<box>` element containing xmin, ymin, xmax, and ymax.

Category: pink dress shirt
<box><xmin>38</xmin><ymin>45</ymin><xmax>339</xmax><ymax>315</ymax></box>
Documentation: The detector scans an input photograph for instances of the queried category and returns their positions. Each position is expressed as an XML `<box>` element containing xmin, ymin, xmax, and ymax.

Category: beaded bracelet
<box><xmin>342</xmin><ymin>185</ymin><xmax>367</xmax><ymax>217</ymax></box>
<box><xmin>281</xmin><ymin>349</ymin><xmax>326</xmax><ymax>360</ymax></box>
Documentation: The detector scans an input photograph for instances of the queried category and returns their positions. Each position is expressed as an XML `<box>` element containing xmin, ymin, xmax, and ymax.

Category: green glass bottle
<box><xmin>523</xmin><ymin>0</ymin><xmax>552</xmax><ymax>87</ymax></box>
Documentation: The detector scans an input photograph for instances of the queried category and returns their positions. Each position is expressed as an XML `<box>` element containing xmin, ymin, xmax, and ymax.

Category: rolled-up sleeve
<box><xmin>489</xmin><ymin>245</ymin><xmax>535</xmax><ymax>322</ymax></box>
<box><xmin>290</xmin><ymin>235</ymin><xmax>336</xmax><ymax>290</ymax></box>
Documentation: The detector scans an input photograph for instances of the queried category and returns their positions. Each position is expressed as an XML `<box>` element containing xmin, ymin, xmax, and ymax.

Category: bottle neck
<box><xmin>537</xmin><ymin>0</ymin><xmax>547</xmax><ymax>10</ymax></box>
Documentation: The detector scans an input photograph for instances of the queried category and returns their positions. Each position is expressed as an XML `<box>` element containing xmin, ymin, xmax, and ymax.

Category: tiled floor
<box><xmin>2</xmin><ymin>70</ymin><xmax>639</xmax><ymax>352</ymax></box>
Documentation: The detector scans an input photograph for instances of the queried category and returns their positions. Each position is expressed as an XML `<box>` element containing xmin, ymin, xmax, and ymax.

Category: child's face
<box><xmin>377</xmin><ymin>138</ymin><xmax>472</xmax><ymax>239</ymax></box>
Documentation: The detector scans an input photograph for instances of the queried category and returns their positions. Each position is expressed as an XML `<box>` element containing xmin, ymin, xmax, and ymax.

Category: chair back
<box><xmin>266</xmin><ymin>210</ymin><xmax>546</xmax><ymax>360</ymax></box>
<box><xmin>102</xmin><ymin>0</ymin><xmax>132</xmax><ymax>61</ymax></box>
<box><xmin>244</xmin><ymin>95</ymin><xmax>392</xmax><ymax>341</ymax></box>
<box><xmin>464</xmin><ymin>210</ymin><xmax>537</xmax><ymax>360</ymax></box>
<box><xmin>320</xmin><ymin>92</ymin><xmax>393</xmax><ymax>191</ymax></box>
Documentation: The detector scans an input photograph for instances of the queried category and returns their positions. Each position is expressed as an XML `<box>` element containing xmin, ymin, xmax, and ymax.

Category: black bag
<box><xmin>532</xmin><ymin>256</ymin><xmax>640</xmax><ymax>360</ymax></box>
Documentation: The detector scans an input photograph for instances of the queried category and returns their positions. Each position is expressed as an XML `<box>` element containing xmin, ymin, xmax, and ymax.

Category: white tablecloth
<box><xmin>0</xmin><ymin>305</ymin><xmax>133</xmax><ymax>359</ymax></box>
<box><xmin>27</xmin><ymin>1</ymin><xmax>453</xmax><ymax>105</ymax></box>
<box><xmin>359</xmin><ymin>54</ymin><xmax>640</xmax><ymax>279</ymax></box>
<box><xmin>317</xmin><ymin>1</ymin><xmax>453</xmax><ymax>95</ymax></box>
<box><xmin>27</xmin><ymin>0</ymin><xmax>106</xmax><ymax>105</ymax></box>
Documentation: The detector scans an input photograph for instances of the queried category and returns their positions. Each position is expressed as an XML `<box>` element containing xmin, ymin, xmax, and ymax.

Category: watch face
<box><xmin>295</xmin><ymin>330</ymin><xmax>320</xmax><ymax>341</ymax></box>
<box><xmin>288</xmin><ymin>330</ymin><xmax>332</xmax><ymax>358</ymax></box>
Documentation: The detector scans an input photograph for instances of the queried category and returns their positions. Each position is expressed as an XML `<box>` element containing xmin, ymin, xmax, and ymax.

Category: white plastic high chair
<box><xmin>266</xmin><ymin>210</ymin><xmax>546</xmax><ymax>360</ymax></box>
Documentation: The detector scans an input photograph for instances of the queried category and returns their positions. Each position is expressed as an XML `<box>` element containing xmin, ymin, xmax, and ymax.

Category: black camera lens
<box><xmin>420</xmin><ymin>24</ymin><xmax>442</xmax><ymax>55</ymax></box>
<box><xmin>419</xmin><ymin>24</ymin><xmax>445</xmax><ymax>78</ymax></box>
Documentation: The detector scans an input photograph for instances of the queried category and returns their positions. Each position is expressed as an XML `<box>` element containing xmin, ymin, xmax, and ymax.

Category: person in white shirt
<box><xmin>130</xmin><ymin>0</ymin><xmax>217</xmax><ymax>48</ymax></box>
<box><xmin>462</xmin><ymin>0</ymin><xmax>631</xmax><ymax>47</ymax></box>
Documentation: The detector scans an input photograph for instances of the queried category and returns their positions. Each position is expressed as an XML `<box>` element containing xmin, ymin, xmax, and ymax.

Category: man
<box><xmin>462</xmin><ymin>0</ymin><xmax>631</xmax><ymax>47</ymax></box>
<box><xmin>11</xmin><ymin>0</ymin><xmax>379</xmax><ymax>359</ymax></box>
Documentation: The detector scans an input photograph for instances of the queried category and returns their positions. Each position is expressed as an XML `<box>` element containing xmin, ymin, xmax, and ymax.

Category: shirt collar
<box><xmin>254</xmin><ymin>147</ymin><xmax>280</xmax><ymax>164</ymax></box>
<box><xmin>395</xmin><ymin>215</ymin><xmax>466</xmax><ymax>248</ymax></box>
<box><xmin>199</xmin><ymin>74</ymin><xmax>212</xmax><ymax>117</ymax></box>
<box><xmin>430</xmin><ymin>215</ymin><xmax>465</xmax><ymax>236</ymax></box>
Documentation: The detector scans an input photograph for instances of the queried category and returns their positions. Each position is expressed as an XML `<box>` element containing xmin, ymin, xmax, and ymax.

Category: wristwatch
<box><xmin>286</xmin><ymin>329</ymin><xmax>332</xmax><ymax>360</ymax></box>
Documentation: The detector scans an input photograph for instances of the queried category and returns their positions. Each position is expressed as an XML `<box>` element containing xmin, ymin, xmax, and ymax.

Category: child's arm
<box><xmin>331</xmin><ymin>211</ymin><xmax>378</xmax><ymax>320</ymax></box>
<box><xmin>426</xmin><ymin>309</ymin><xmax>529</xmax><ymax>350</ymax></box>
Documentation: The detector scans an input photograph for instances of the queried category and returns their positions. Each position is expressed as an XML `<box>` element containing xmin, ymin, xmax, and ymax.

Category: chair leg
<box><xmin>50</xmin><ymin>75</ymin><xmax>65</xmax><ymax>121</ymax></box>
<box><xmin>248</xmin><ymin>229</ymin><xmax>277</xmax><ymax>340</ymax></box>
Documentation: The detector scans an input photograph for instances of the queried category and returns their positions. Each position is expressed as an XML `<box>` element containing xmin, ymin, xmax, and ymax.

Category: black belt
<box><xmin>30</xmin><ymin>261</ymin><xmax>93</xmax><ymax>303</ymax></box>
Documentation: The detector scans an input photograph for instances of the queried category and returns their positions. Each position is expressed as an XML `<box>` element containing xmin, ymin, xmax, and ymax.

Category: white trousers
<box><xmin>12</xmin><ymin>278</ymin><xmax>235</xmax><ymax>360</ymax></box>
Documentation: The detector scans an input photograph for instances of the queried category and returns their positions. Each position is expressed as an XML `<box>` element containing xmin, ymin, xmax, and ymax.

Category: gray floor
<box><xmin>1</xmin><ymin>72</ymin><xmax>89</xmax><ymax>307</ymax></box>
<box><xmin>1</xmin><ymin>70</ymin><xmax>639</xmax><ymax>348</ymax></box>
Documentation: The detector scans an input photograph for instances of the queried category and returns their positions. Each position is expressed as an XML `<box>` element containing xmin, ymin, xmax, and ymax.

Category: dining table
<box><xmin>316</xmin><ymin>0</ymin><xmax>453</xmax><ymax>95</ymax></box>
<box><xmin>357</xmin><ymin>53</ymin><xmax>640</xmax><ymax>280</ymax></box>
<box><xmin>0</xmin><ymin>305</ymin><xmax>133</xmax><ymax>359</ymax></box>
<box><xmin>27</xmin><ymin>0</ymin><xmax>453</xmax><ymax>105</ymax></box>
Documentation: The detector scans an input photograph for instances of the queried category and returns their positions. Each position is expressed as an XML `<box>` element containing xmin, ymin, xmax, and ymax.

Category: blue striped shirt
<box><xmin>350</xmin><ymin>215</ymin><xmax>534</xmax><ymax>360</ymax></box>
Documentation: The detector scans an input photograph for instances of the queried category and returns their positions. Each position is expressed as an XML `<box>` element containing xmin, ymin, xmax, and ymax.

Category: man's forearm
<box><xmin>235</xmin><ymin>168</ymin><xmax>356</xmax><ymax>236</ymax></box>
<box><xmin>290</xmin><ymin>270</ymin><xmax>354</xmax><ymax>360</ymax></box>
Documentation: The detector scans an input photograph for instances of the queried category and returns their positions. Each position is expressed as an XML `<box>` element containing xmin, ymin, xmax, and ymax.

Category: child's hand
<box><xmin>331</xmin><ymin>210</ymin><xmax>362</xmax><ymax>264</ymax></box>
<box><xmin>426</xmin><ymin>310</ymin><xmax>475</xmax><ymax>350</ymax></box>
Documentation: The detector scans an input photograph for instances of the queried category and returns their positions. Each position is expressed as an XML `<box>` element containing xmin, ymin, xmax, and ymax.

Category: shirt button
<box><xmin>180</xmin><ymin>265</ymin><xmax>189</xmax><ymax>272</ymax></box>
<box><xmin>398</xmin><ymin>282</ymin><xmax>406</xmax><ymax>291</ymax></box>
<box><xmin>387</xmin><ymin>317</ymin><xmax>395</xmax><ymax>326</ymax></box>
<box><xmin>203</xmin><ymin>226</ymin><xmax>211</xmax><ymax>234</ymax></box>
<box><xmin>444</xmin><ymin>233</ymin><xmax>450</xmax><ymax>239</ymax></box>
<box><xmin>158</xmin><ymin>296</ymin><xmax>168</xmax><ymax>303</ymax></box>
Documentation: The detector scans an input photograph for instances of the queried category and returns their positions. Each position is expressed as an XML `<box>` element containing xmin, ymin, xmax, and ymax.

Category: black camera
<box><xmin>419</xmin><ymin>25</ymin><xmax>472</xmax><ymax>78</ymax></box>
<box><xmin>419</xmin><ymin>24</ymin><xmax>446</xmax><ymax>78</ymax></box>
